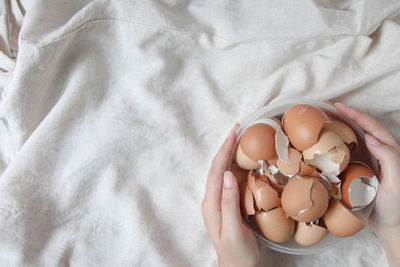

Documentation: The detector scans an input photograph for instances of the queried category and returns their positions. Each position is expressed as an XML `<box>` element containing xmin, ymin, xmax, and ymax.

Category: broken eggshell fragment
<box><xmin>250</xmin><ymin>118</ymin><xmax>290</xmax><ymax>162</ymax></box>
<box><xmin>239</xmin><ymin>180</ymin><xmax>256</xmax><ymax>217</ymax></box>
<box><xmin>320</xmin><ymin>172</ymin><xmax>342</xmax><ymax>199</ymax></box>
<box><xmin>264</xmin><ymin>168</ymin><xmax>288</xmax><ymax>196</ymax></box>
<box><xmin>281</xmin><ymin>176</ymin><xmax>329</xmax><ymax>222</ymax></box>
<box><xmin>323</xmin><ymin>120</ymin><xmax>358</xmax><ymax>151</ymax></box>
<box><xmin>276</xmin><ymin>147</ymin><xmax>302</xmax><ymax>176</ymax></box>
<box><xmin>340</xmin><ymin>162</ymin><xmax>378</xmax><ymax>210</ymax></box>
<box><xmin>247</xmin><ymin>171</ymin><xmax>281</xmax><ymax>212</ymax></box>
<box><xmin>236</xmin><ymin>123</ymin><xmax>276</xmax><ymax>170</ymax></box>
<box><xmin>302</xmin><ymin>131</ymin><xmax>350</xmax><ymax>176</ymax></box>
<box><xmin>283</xmin><ymin>104</ymin><xmax>330</xmax><ymax>151</ymax></box>
<box><xmin>293</xmin><ymin>220</ymin><xmax>329</xmax><ymax>246</ymax></box>
<box><xmin>253</xmin><ymin>207</ymin><xmax>295</xmax><ymax>243</ymax></box>
<box><xmin>299</xmin><ymin>161</ymin><xmax>317</xmax><ymax>177</ymax></box>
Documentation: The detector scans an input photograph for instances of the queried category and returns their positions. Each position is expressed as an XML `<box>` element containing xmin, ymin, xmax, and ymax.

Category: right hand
<box><xmin>335</xmin><ymin>103</ymin><xmax>400</xmax><ymax>230</ymax></box>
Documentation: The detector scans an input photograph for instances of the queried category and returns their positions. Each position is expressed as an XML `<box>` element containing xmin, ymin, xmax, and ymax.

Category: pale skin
<box><xmin>201</xmin><ymin>103</ymin><xmax>400</xmax><ymax>267</ymax></box>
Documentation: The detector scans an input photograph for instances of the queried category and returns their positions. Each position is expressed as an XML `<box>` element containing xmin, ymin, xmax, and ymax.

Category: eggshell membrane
<box><xmin>281</xmin><ymin>176</ymin><xmax>329</xmax><ymax>222</ymax></box>
<box><xmin>236</xmin><ymin>143</ymin><xmax>260</xmax><ymax>170</ymax></box>
<box><xmin>253</xmin><ymin>208</ymin><xmax>295</xmax><ymax>243</ymax></box>
<box><xmin>276</xmin><ymin>147</ymin><xmax>302</xmax><ymax>176</ymax></box>
<box><xmin>294</xmin><ymin>222</ymin><xmax>328</xmax><ymax>246</ymax></box>
<box><xmin>323</xmin><ymin>120</ymin><xmax>358</xmax><ymax>151</ymax></box>
<box><xmin>323</xmin><ymin>199</ymin><xmax>365</xmax><ymax>237</ymax></box>
<box><xmin>340</xmin><ymin>163</ymin><xmax>377</xmax><ymax>209</ymax></box>
<box><xmin>283</xmin><ymin>104</ymin><xmax>330</xmax><ymax>151</ymax></box>
<box><xmin>275</xmin><ymin>127</ymin><xmax>290</xmax><ymax>162</ymax></box>
<box><xmin>302</xmin><ymin>131</ymin><xmax>344</xmax><ymax>160</ymax></box>
<box><xmin>239</xmin><ymin>181</ymin><xmax>256</xmax><ymax>217</ymax></box>
<box><xmin>230</xmin><ymin>162</ymin><xmax>249</xmax><ymax>184</ymax></box>
<box><xmin>240</xmin><ymin>123</ymin><xmax>277</xmax><ymax>161</ymax></box>
<box><xmin>304</xmin><ymin>142</ymin><xmax>350</xmax><ymax>176</ymax></box>
<box><xmin>247</xmin><ymin>171</ymin><xmax>281</xmax><ymax>212</ymax></box>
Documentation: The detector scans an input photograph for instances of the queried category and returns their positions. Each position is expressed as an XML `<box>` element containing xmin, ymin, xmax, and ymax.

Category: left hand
<box><xmin>201</xmin><ymin>123</ymin><xmax>260</xmax><ymax>267</ymax></box>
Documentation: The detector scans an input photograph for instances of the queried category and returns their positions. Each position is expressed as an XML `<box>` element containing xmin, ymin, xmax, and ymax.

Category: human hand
<box><xmin>335</xmin><ymin>103</ymin><xmax>400</xmax><ymax>266</ymax></box>
<box><xmin>201</xmin><ymin>123</ymin><xmax>260</xmax><ymax>267</ymax></box>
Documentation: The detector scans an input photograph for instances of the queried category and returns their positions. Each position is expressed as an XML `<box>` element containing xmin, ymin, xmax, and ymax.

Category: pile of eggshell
<box><xmin>231</xmin><ymin>104</ymin><xmax>379</xmax><ymax>246</ymax></box>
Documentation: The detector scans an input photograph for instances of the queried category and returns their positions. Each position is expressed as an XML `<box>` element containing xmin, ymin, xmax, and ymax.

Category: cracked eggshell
<box><xmin>276</xmin><ymin>147</ymin><xmax>302</xmax><ymax>176</ymax></box>
<box><xmin>265</xmin><ymin>170</ymin><xmax>287</xmax><ymax>196</ymax></box>
<box><xmin>281</xmin><ymin>176</ymin><xmax>329</xmax><ymax>222</ymax></box>
<box><xmin>299</xmin><ymin>161</ymin><xmax>317</xmax><ymax>177</ymax></box>
<box><xmin>236</xmin><ymin>143</ymin><xmax>260</xmax><ymax>170</ymax></box>
<box><xmin>323</xmin><ymin>120</ymin><xmax>358</xmax><ymax>151</ymax></box>
<box><xmin>340</xmin><ymin>163</ymin><xmax>378</xmax><ymax>210</ymax></box>
<box><xmin>240</xmin><ymin>123</ymin><xmax>277</xmax><ymax>162</ymax></box>
<box><xmin>294</xmin><ymin>222</ymin><xmax>329</xmax><ymax>246</ymax></box>
<box><xmin>303</xmin><ymin>131</ymin><xmax>350</xmax><ymax>176</ymax></box>
<box><xmin>229</xmin><ymin>162</ymin><xmax>249</xmax><ymax>184</ymax></box>
<box><xmin>323</xmin><ymin>199</ymin><xmax>365</xmax><ymax>237</ymax></box>
<box><xmin>253</xmin><ymin>207</ymin><xmax>295</xmax><ymax>243</ymax></box>
<box><xmin>302</xmin><ymin>131</ymin><xmax>343</xmax><ymax>159</ymax></box>
<box><xmin>320</xmin><ymin>172</ymin><xmax>341</xmax><ymax>199</ymax></box>
<box><xmin>283</xmin><ymin>104</ymin><xmax>330</xmax><ymax>151</ymax></box>
<box><xmin>247</xmin><ymin>171</ymin><xmax>281</xmax><ymax>212</ymax></box>
<box><xmin>239</xmin><ymin>181</ymin><xmax>256</xmax><ymax>217</ymax></box>
<box><xmin>250</xmin><ymin>118</ymin><xmax>290</xmax><ymax>162</ymax></box>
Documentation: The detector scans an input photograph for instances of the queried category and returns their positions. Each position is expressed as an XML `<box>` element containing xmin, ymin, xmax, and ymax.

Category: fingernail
<box><xmin>366</xmin><ymin>134</ymin><xmax>380</xmax><ymax>147</ymax></box>
<box><xmin>223</xmin><ymin>171</ymin><xmax>234</xmax><ymax>188</ymax></box>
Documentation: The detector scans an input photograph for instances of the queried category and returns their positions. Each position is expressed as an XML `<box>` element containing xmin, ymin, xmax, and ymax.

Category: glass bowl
<box><xmin>230</xmin><ymin>98</ymin><xmax>379</xmax><ymax>255</ymax></box>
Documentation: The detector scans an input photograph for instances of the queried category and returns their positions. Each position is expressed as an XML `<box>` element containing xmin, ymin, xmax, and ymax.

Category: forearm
<box><xmin>374</xmin><ymin>224</ymin><xmax>400</xmax><ymax>267</ymax></box>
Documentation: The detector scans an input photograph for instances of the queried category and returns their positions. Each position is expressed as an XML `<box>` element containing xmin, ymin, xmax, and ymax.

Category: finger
<box><xmin>204</xmin><ymin>123</ymin><xmax>240</xmax><ymax>208</ymax></box>
<box><xmin>365</xmin><ymin>134</ymin><xmax>400</xmax><ymax>196</ymax></box>
<box><xmin>335</xmin><ymin>103</ymin><xmax>400</xmax><ymax>152</ymax></box>
<box><xmin>221</xmin><ymin>171</ymin><xmax>243</xmax><ymax>237</ymax></box>
<box><xmin>366</xmin><ymin>134</ymin><xmax>400</xmax><ymax>171</ymax></box>
<box><xmin>202</xmin><ymin>123</ymin><xmax>239</xmax><ymax>241</ymax></box>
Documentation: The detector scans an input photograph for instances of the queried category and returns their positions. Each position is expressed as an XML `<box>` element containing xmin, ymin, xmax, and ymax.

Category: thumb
<box><xmin>365</xmin><ymin>134</ymin><xmax>400</xmax><ymax>178</ymax></box>
<box><xmin>221</xmin><ymin>171</ymin><xmax>243</xmax><ymax>236</ymax></box>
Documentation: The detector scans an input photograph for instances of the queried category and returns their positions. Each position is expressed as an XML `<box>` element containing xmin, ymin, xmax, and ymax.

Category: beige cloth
<box><xmin>0</xmin><ymin>0</ymin><xmax>399</xmax><ymax>266</ymax></box>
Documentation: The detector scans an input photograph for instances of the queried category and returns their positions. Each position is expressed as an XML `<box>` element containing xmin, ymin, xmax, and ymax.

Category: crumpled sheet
<box><xmin>0</xmin><ymin>0</ymin><xmax>399</xmax><ymax>266</ymax></box>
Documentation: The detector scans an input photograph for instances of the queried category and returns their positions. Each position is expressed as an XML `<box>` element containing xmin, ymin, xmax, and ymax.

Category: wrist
<box><xmin>371</xmin><ymin>223</ymin><xmax>400</xmax><ymax>267</ymax></box>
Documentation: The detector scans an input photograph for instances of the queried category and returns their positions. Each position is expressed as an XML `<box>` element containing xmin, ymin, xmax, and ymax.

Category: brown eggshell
<box><xmin>239</xmin><ymin>181</ymin><xmax>256</xmax><ymax>217</ymax></box>
<box><xmin>323</xmin><ymin>120</ymin><xmax>358</xmax><ymax>150</ymax></box>
<box><xmin>230</xmin><ymin>162</ymin><xmax>249</xmax><ymax>184</ymax></box>
<box><xmin>240</xmin><ymin>123</ymin><xmax>277</xmax><ymax>161</ymax></box>
<box><xmin>281</xmin><ymin>176</ymin><xmax>329</xmax><ymax>222</ymax></box>
<box><xmin>265</xmin><ymin>171</ymin><xmax>286</xmax><ymax>196</ymax></box>
<box><xmin>299</xmin><ymin>161</ymin><xmax>317</xmax><ymax>177</ymax></box>
<box><xmin>294</xmin><ymin>222</ymin><xmax>329</xmax><ymax>246</ymax></box>
<box><xmin>236</xmin><ymin>143</ymin><xmax>260</xmax><ymax>170</ymax></box>
<box><xmin>253</xmin><ymin>208</ymin><xmax>295</xmax><ymax>243</ymax></box>
<box><xmin>302</xmin><ymin>131</ymin><xmax>344</xmax><ymax>160</ymax></box>
<box><xmin>323</xmin><ymin>199</ymin><xmax>365</xmax><ymax>237</ymax></box>
<box><xmin>247</xmin><ymin>171</ymin><xmax>281</xmax><ymax>212</ymax></box>
<box><xmin>340</xmin><ymin>163</ymin><xmax>378</xmax><ymax>209</ymax></box>
<box><xmin>303</xmin><ymin>131</ymin><xmax>350</xmax><ymax>176</ymax></box>
<box><xmin>276</xmin><ymin>147</ymin><xmax>302</xmax><ymax>176</ymax></box>
<box><xmin>283</xmin><ymin>104</ymin><xmax>330</xmax><ymax>151</ymax></box>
